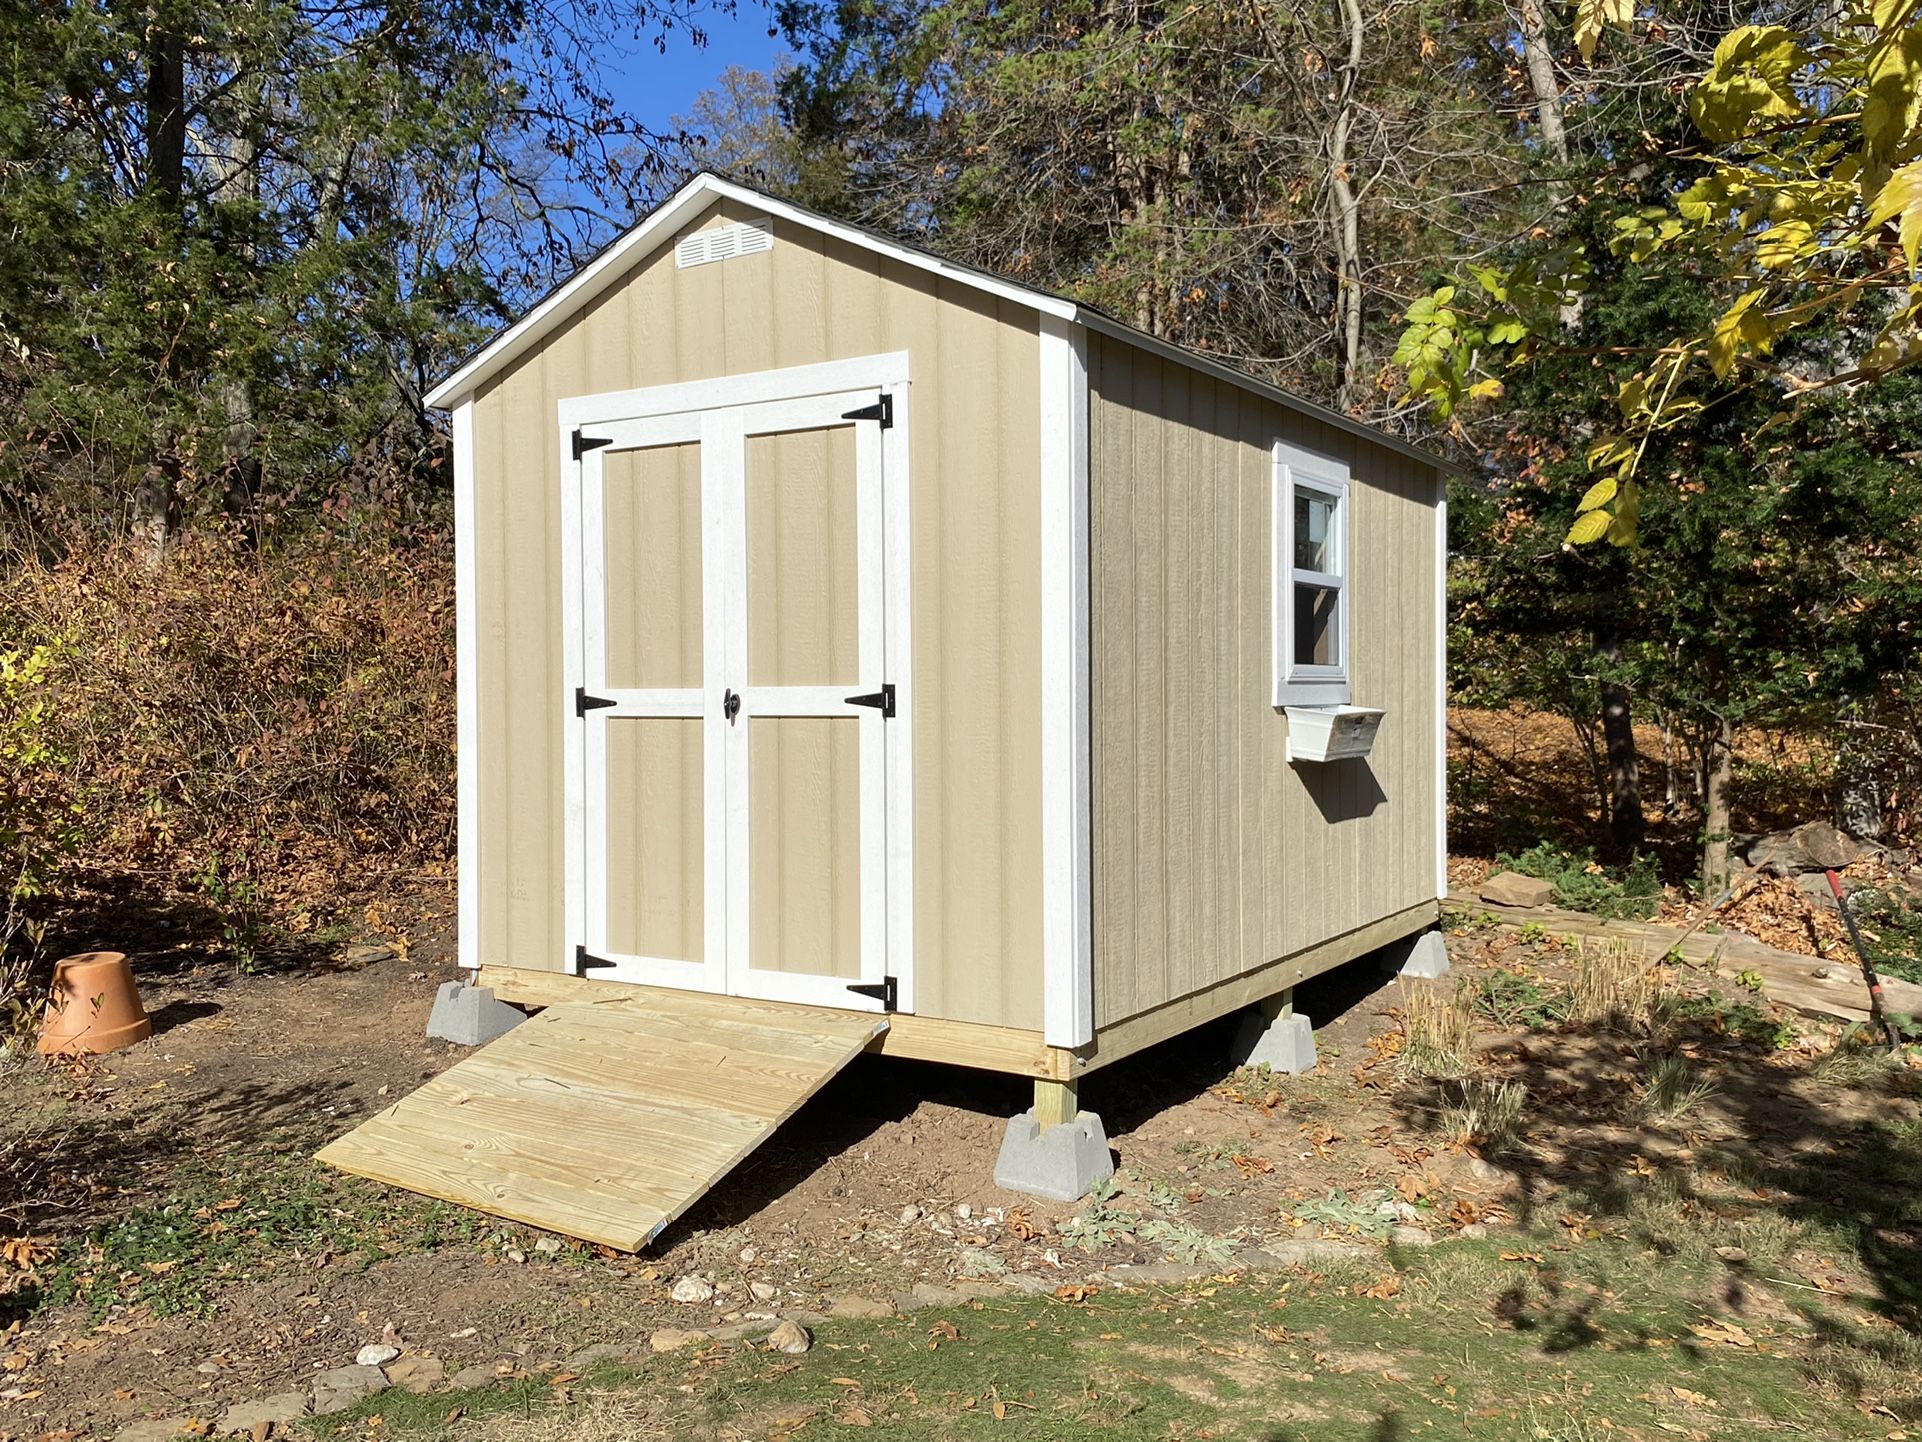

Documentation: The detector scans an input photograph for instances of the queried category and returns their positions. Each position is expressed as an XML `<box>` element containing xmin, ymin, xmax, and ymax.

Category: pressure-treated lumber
<box><xmin>476</xmin><ymin>965</ymin><xmax>1069</xmax><ymax>1078</ymax></box>
<box><xmin>315</xmin><ymin>993</ymin><xmax>884</xmax><ymax>1250</ymax></box>
<box><xmin>1033</xmin><ymin>1078</ymin><xmax>1079</xmax><ymax>1131</ymax></box>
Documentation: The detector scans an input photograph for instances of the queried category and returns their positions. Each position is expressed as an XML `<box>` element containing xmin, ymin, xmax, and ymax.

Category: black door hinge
<box><xmin>576</xmin><ymin>687</ymin><xmax>617</xmax><ymax>717</ymax></box>
<box><xmin>840</xmin><ymin>392</ymin><xmax>893</xmax><ymax>429</ymax></box>
<box><xmin>844</xmin><ymin>683</ymin><xmax>895</xmax><ymax>718</ymax></box>
<box><xmin>573</xmin><ymin>430</ymin><xmax>614</xmax><ymax>461</ymax></box>
<box><xmin>576</xmin><ymin>944</ymin><xmax>616</xmax><ymax>972</ymax></box>
<box><xmin>847</xmin><ymin>975</ymin><xmax>897</xmax><ymax>1011</ymax></box>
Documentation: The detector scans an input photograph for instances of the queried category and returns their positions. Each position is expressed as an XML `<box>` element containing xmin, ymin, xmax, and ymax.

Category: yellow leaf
<box><xmin>1576</xmin><ymin>478</ymin><xmax>1618</xmax><ymax>513</ymax></box>
<box><xmin>1574</xmin><ymin>0</ymin><xmax>1632</xmax><ymax>60</ymax></box>
<box><xmin>1606</xmin><ymin>482</ymin><xmax>1640</xmax><ymax>547</ymax></box>
<box><xmin>1868</xmin><ymin>161</ymin><xmax>1922</xmax><ymax>270</ymax></box>
<box><xmin>1565</xmin><ymin>510</ymin><xmax>1612</xmax><ymax>545</ymax></box>
<box><xmin>1708</xmin><ymin>291</ymin><xmax>1773</xmax><ymax>378</ymax></box>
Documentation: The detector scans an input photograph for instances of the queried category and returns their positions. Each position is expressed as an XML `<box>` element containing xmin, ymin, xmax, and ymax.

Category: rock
<box><xmin>765</xmin><ymin>1320</ymin><xmax>811</xmax><ymax>1355</ymax></box>
<box><xmin>383</xmin><ymin>1354</ymin><xmax>446</xmax><ymax>1393</ymax></box>
<box><xmin>1259</xmin><ymin>1238</ymin><xmax>1366</xmax><ymax>1267</ymax></box>
<box><xmin>1794</xmin><ymin>872</ymin><xmax>1840</xmax><ymax>910</ymax></box>
<box><xmin>1714</xmin><ymin>1245</ymin><xmax>1749</xmax><ymax>1263</ymax></box>
<box><xmin>749</xmin><ymin>1281</ymin><xmax>778</xmax><ymax>1302</ymax></box>
<box><xmin>1390</xmin><ymin>1226</ymin><xmax>1436</xmax><ymax>1247</ymax></box>
<box><xmin>355</xmin><ymin>1344</ymin><xmax>400</xmax><ymax>1368</ymax></box>
<box><xmin>533</xmin><ymin>1237</ymin><xmax>564</xmax><ymax>1255</ymax></box>
<box><xmin>670</xmin><ymin>1275</ymin><xmax>716</xmax><ymax>1304</ymax></box>
<box><xmin>908</xmin><ymin>1282</ymin><xmax>976</xmax><ymax>1308</ymax></box>
<box><xmin>218</xmin><ymin>1392</ymin><xmax>308</xmax><ymax>1435</ymax></box>
<box><xmin>898</xmin><ymin>1205</ymin><xmax>923</xmax><ymax>1225</ymax></box>
<box><xmin>1792</xmin><ymin>821</ymin><xmax>1859</xmax><ymax>871</ymax></box>
<box><xmin>117</xmin><ymin>1418</ymin><xmax>197</xmax><ymax>1442</ymax></box>
<box><xmin>565</xmin><ymin>1342</ymin><xmax>627</xmax><ymax>1369</ymax></box>
<box><xmin>449</xmin><ymin>1363</ymin><xmax>500</xmax><ymax>1390</ymax></box>
<box><xmin>648</xmin><ymin>1328</ymin><xmax>709</xmax><ymax>1353</ymax></box>
<box><xmin>828</xmin><ymin>1295</ymin><xmax>895</xmax><ymax>1319</ymax></box>
<box><xmin>1479</xmin><ymin>871</ymin><xmax>1555</xmax><ymax>908</ymax></box>
<box><xmin>738</xmin><ymin>1245</ymin><xmax>758</xmax><ymax>1264</ymax></box>
<box><xmin>956</xmin><ymin>1246</ymin><xmax>1008</xmax><ymax>1279</ymax></box>
<box><xmin>342</xmin><ymin>943</ymin><xmax>394</xmax><ymax>966</ymax></box>
<box><xmin>311</xmin><ymin>1364</ymin><xmax>388</xmax><ymax>1415</ymax></box>
<box><xmin>503</xmin><ymin>1247</ymin><xmax>526</xmax><ymax>1264</ymax></box>
<box><xmin>1460</xmin><ymin>1223</ymin><xmax>1489</xmax><ymax>1239</ymax></box>
<box><xmin>954</xmin><ymin>1203</ymin><xmax>973</xmax><ymax>1221</ymax></box>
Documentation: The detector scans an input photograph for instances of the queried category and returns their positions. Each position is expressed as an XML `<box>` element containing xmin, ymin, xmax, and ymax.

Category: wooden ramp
<box><xmin>315</xmin><ymin>992</ymin><xmax>887</xmax><ymax>1250</ymax></box>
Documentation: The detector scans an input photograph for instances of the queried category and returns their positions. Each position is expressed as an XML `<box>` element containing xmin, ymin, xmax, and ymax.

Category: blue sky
<box><xmin>607</xmin><ymin>0</ymin><xmax>789</xmax><ymax>133</ymax></box>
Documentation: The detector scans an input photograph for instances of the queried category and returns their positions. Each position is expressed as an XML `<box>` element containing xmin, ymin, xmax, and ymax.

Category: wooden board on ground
<box><xmin>315</xmin><ymin>993</ymin><xmax>887</xmax><ymax>1250</ymax></box>
<box><xmin>1449</xmin><ymin>892</ymin><xmax>1922</xmax><ymax>1027</ymax></box>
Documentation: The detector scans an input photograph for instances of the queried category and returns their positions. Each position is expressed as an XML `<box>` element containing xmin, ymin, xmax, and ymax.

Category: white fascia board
<box><xmin>1038</xmin><ymin>315</ymin><xmax>1094</xmax><ymax>1050</ymax></box>
<box><xmin>1434</xmin><ymin>490</ymin><xmax>1450</xmax><ymax>902</ymax></box>
<box><xmin>424</xmin><ymin>173</ymin><xmax>1075</xmax><ymax>411</ymax></box>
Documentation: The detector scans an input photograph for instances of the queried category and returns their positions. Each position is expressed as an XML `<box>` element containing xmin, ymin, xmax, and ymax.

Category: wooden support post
<box><xmin>1033</xmin><ymin>1078</ymin><xmax>1078</xmax><ymax>1132</ymax></box>
<box><xmin>1258</xmin><ymin>987</ymin><xmax>1295</xmax><ymax>1022</ymax></box>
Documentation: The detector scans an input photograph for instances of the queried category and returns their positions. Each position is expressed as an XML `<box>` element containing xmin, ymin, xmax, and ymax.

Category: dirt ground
<box><xmin>4</xmin><ymin>898</ymin><xmax>1920</xmax><ymax>1438</ymax></box>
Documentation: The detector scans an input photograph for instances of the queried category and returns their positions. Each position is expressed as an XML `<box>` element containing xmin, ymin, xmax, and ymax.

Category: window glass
<box><xmin>1294</xmin><ymin>490</ymin><xmax>1337</xmax><ymax>574</ymax></box>
<box><xmin>1293</xmin><ymin>583</ymin><xmax>1340</xmax><ymax>667</ymax></box>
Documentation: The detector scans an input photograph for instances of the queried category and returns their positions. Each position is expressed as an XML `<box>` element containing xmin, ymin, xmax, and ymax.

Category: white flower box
<box><xmin>1284</xmin><ymin>705</ymin><xmax>1385</xmax><ymax>764</ymax></box>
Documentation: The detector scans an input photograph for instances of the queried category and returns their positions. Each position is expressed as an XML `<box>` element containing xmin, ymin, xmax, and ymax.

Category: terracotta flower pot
<box><xmin>37</xmin><ymin>952</ymin><xmax>151</xmax><ymax>1057</ymax></box>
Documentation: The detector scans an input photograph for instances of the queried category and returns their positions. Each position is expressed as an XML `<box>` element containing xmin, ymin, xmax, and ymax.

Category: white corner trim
<box><xmin>1435</xmin><ymin>487</ymin><xmax>1450</xmax><ymax>903</ymax></box>
<box><xmin>452</xmin><ymin>399</ymin><xmax>480</xmax><ymax>972</ymax></box>
<box><xmin>1039</xmin><ymin>315</ymin><xmax>1094</xmax><ymax>1050</ymax></box>
<box><xmin>1272</xmin><ymin>441</ymin><xmax>1352</xmax><ymax>710</ymax></box>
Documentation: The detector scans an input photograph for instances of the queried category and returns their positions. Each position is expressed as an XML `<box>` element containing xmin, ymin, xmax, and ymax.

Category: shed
<box><xmin>319</xmin><ymin>173</ymin><xmax>1449</xmax><ymax>1245</ymax></box>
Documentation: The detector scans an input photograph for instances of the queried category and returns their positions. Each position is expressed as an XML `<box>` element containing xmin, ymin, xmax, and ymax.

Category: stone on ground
<box><xmin>764</xmin><ymin>1320</ymin><xmax>811</xmax><ymax>1355</ymax></box>
<box><xmin>383</xmin><ymin>1354</ymin><xmax>447</xmax><ymax>1393</ymax></box>
<box><xmin>648</xmin><ymin>1328</ymin><xmax>709</xmax><ymax>1353</ymax></box>
<box><xmin>670</xmin><ymin>1274</ymin><xmax>715</xmax><ymax>1303</ymax></box>
<box><xmin>565</xmin><ymin>1342</ymin><xmax>626</xmax><ymax>1369</ymax></box>
<box><xmin>310</xmin><ymin>1363</ymin><xmax>388</xmax><ymax>1415</ymax></box>
<box><xmin>116</xmin><ymin>1418</ymin><xmax>197</xmax><ymax>1442</ymax></box>
<box><xmin>1229</xmin><ymin>1009</ymin><xmax>1318</xmax><ymax>1073</ymax></box>
<box><xmin>217</xmin><ymin>1392</ymin><xmax>308</xmax><ymax>1435</ymax></box>
<box><xmin>828</xmin><ymin>1295</ymin><xmax>895</xmax><ymax>1319</ymax></box>
<box><xmin>449</xmin><ymin>1363</ymin><xmax>501</xmax><ymax>1390</ymax></box>
<box><xmin>993</xmin><ymin>1108</ymin><xmax>1115</xmax><ymax>1202</ymax></box>
<box><xmin>354</xmin><ymin>1343</ymin><xmax>400</xmax><ymax>1368</ymax></box>
<box><xmin>424</xmin><ymin>979</ymin><xmax>526</xmax><ymax>1046</ymax></box>
<box><xmin>1479</xmin><ymin>871</ymin><xmax>1555</xmax><ymax>908</ymax></box>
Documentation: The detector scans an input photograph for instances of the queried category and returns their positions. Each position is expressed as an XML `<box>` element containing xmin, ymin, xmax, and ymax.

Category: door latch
<box><xmin>723</xmin><ymin>688</ymin><xmax>741</xmax><ymax>724</ymax></box>
<box><xmin>843</xmin><ymin>683</ymin><xmax>895</xmax><ymax>718</ymax></box>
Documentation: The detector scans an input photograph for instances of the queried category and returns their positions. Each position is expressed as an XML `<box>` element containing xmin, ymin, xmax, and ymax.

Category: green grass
<box><xmin>302</xmin><ymin>1233</ymin><xmax>1905</xmax><ymax>1441</ymax></box>
<box><xmin>28</xmin><ymin>1150</ymin><xmax>487</xmax><ymax>1320</ymax></box>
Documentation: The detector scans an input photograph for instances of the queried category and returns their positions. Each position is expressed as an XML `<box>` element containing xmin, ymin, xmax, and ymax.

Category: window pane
<box><xmin>1293</xmin><ymin>584</ymin><xmax>1340</xmax><ymax>667</ymax></box>
<box><xmin>1294</xmin><ymin>489</ymin><xmax>1337</xmax><ymax>574</ymax></box>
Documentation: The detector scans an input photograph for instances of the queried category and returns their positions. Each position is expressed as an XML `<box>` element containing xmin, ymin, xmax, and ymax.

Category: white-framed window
<box><xmin>1273</xmin><ymin>441</ymin><xmax>1351</xmax><ymax>708</ymax></box>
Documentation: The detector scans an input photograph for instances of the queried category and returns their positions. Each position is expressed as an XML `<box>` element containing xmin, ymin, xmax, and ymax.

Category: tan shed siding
<box><xmin>1088</xmin><ymin>336</ymin><xmax>1440</xmax><ymax>1028</ymax></box>
<box><xmin>469</xmin><ymin>198</ymin><xmax>1044</xmax><ymax>1030</ymax></box>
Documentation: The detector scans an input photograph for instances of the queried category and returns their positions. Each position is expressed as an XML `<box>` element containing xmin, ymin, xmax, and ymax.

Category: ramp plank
<box><xmin>316</xmin><ymin>996</ymin><xmax>887</xmax><ymax>1250</ymax></box>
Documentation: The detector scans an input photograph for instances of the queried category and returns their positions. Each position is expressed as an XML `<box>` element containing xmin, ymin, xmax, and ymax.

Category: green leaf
<box><xmin>1708</xmin><ymin>291</ymin><xmax>1775</xmax><ymax>378</ymax></box>
<box><xmin>1691</xmin><ymin>27</ymin><xmax>1811</xmax><ymax>142</ymax></box>
<box><xmin>1565</xmin><ymin>509</ymin><xmax>1612</xmax><ymax>545</ymax></box>
<box><xmin>1576</xmin><ymin>478</ymin><xmax>1619</xmax><ymax>513</ymax></box>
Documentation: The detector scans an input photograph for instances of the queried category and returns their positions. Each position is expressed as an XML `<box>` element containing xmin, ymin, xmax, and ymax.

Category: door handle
<box><xmin>723</xmin><ymin>688</ymin><xmax>741</xmax><ymax>724</ymax></box>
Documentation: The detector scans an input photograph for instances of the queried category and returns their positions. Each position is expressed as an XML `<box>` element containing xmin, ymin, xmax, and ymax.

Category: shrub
<box><xmin>0</xmin><ymin>519</ymin><xmax>453</xmax><ymax>967</ymax></box>
<box><xmin>0</xmin><ymin>642</ymin><xmax>81</xmax><ymax>1037</ymax></box>
<box><xmin>1496</xmin><ymin>840</ymin><xmax>1662</xmax><ymax>920</ymax></box>
<box><xmin>1846</xmin><ymin>886</ymin><xmax>1922</xmax><ymax>986</ymax></box>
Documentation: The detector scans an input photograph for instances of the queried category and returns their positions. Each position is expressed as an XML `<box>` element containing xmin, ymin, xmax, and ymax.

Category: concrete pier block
<box><xmin>1229</xmin><ymin>1010</ymin><xmax>1318</xmax><ymax>1074</ymax></box>
<box><xmin>993</xmin><ymin>1109</ymin><xmax>1115</xmax><ymax>1202</ymax></box>
<box><xmin>1382</xmin><ymin>929</ymin><xmax>1452</xmax><ymax>980</ymax></box>
<box><xmin>425</xmin><ymin>979</ymin><xmax>526</xmax><ymax>1046</ymax></box>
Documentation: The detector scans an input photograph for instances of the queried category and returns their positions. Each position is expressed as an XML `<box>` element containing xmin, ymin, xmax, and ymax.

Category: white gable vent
<box><xmin>675</xmin><ymin>216</ymin><xmax>774</xmax><ymax>269</ymax></box>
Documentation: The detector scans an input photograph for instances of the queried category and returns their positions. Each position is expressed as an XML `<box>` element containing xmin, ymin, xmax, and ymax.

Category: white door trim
<box><xmin>559</xmin><ymin>353</ymin><xmax>914</xmax><ymax>1012</ymax></box>
<box><xmin>452</xmin><ymin>399</ymin><xmax>481</xmax><ymax>973</ymax></box>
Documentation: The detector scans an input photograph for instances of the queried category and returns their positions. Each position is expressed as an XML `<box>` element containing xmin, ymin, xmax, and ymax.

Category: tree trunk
<box><xmin>1328</xmin><ymin>0</ymin><xmax>1366</xmax><ymax>408</ymax></box>
<box><xmin>1701</xmin><ymin>714</ymin><xmax>1734</xmax><ymax>897</ymax></box>
<box><xmin>139</xmin><ymin>16</ymin><xmax>187</xmax><ymax>566</ymax></box>
<box><xmin>214</xmin><ymin>89</ymin><xmax>263</xmax><ymax>542</ymax></box>
<box><xmin>1515</xmin><ymin>0</ymin><xmax>1569</xmax><ymax>176</ymax></box>
<box><xmin>1594</xmin><ymin>581</ymin><xmax>1643</xmax><ymax>856</ymax></box>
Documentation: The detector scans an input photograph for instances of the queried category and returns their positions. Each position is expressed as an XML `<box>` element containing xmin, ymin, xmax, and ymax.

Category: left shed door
<box><xmin>576</xmin><ymin>412</ymin><xmax>727</xmax><ymax>991</ymax></box>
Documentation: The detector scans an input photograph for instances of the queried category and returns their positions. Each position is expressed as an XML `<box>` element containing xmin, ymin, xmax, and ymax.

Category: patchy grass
<box><xmin>318</xmin><ymin>1230</ymin><xmax>1906</xmax><ymax>1441</ymax></box>
<box><xmin>1495</xmin><ymin>841</ymin><xmax>1664</xmax><ymax>921</ymax></box>
<box><xmin>25</xmin><ymin>1150</ymin><xmax>477</xmax><ymax>1321</ymax></box>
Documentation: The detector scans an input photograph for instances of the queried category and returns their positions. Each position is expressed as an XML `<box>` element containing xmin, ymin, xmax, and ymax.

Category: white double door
<box><xmin>565</xmin><ymin>375</ymin><xmax>907</xmax><ymax>1012</ymax></box>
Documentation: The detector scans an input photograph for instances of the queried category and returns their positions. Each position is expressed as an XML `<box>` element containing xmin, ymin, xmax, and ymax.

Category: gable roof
<box><xmin>425</xmin><ymin>173</ymin><xmax>1449</xmax><ymax>474</ymax></box>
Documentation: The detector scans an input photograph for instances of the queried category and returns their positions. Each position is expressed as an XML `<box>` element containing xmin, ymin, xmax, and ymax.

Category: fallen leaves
<box><xmin>1688</xmin><ymin>1318</ymin><xmax>1754</xmax><ymax>1348</ymax></box>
